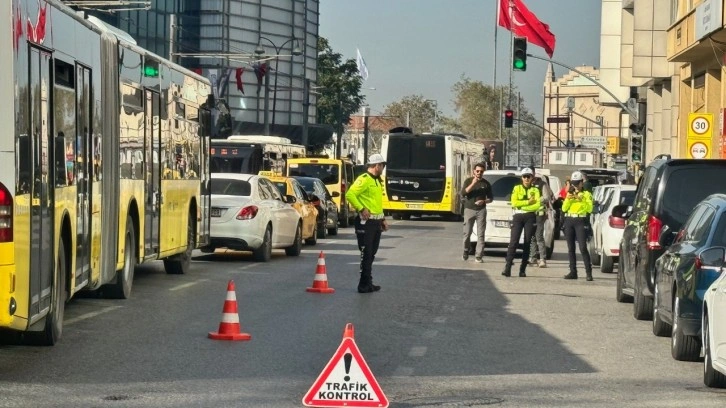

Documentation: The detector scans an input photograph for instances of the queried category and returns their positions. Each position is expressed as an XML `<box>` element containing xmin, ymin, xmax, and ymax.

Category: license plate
<box><xmin>211</xmin><ymin>208</ymin><xmax>222</xmax><ymax>217</ymax></box>
<box><xmin>405</xmin><ymin>203</ymin><xmax>423</xmax><ymax>209</ymax></box>
<box><xmin>494</xmin><ymin>220</ymin><xmax>510</xmax><ymax>228</ymax></box>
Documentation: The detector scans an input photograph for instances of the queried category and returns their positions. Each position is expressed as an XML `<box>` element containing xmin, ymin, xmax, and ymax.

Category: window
<box><xmin>257</xmin><ymin>180</ymin><xmax>271</xmax><ymax>200</ymax></box>
<box><xmin>662</xmin><ymin>167</ymin><xmax>726</xmax><ymax>225</ymax></box>
<box><xmin>555</xmin><ymin>152</ymin><xmax>562</xmax><ymax>161</ymax></box>
<box><xmin>633</xmin><ymin>166</ymin><xmax>657</xmax><ymax>213</ymax></box>
<box><xmin>711</xmin><ymin>212</ymin><xmax>726</xmax><ymax>247</ymax></box>
<box><xmin>680</xmin><ymin>205</ymin><xmax>707</xmax><ymax>243</ymax></box>
<box><xmin>211</xmin><ymin>178</ymin><xmax>250</xmax><ymax>196</ymax></box>
<box><xmin>692</xmin><ymin>207</ymin><xmax>716</xmax><ymax>246</ymax></box>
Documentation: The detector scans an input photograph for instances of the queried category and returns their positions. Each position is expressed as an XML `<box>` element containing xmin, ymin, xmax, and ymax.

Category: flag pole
<box><xmin>507</xmin><ymin>0</ymin><xmax>514</xmax><ymax>165</ymax></box>
<box><xmin>494</xmin><ymin>0</ymin><xmax>501</xmax><ymax>141</ymax></box>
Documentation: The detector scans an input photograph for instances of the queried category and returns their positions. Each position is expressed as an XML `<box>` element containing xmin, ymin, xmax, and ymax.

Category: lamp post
<box><xmin>255</xmin><ymin>36</ymin><xmax>302</xmax><ymax>135</ymax></box>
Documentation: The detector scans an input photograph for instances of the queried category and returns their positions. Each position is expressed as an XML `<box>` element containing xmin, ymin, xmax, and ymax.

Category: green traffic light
<box><xmin>143</xmin><ymin>65</ymin><xmax>159</xmax><ymax>77</ymax></box>
<box><xmin>513</xmin><ymin>59</ymin><xmax>526</xmax><ymax>70</ymax></box>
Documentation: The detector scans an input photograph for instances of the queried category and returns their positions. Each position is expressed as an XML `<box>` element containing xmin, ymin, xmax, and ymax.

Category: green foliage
<box><xmin>381</xmin><ymin>95</ymin><xmax>441</xmax><ymax>134</ymax></box>
<box><xmin>316</xmin><ymin>37</ymin><xmax>365</xmax><ymax>152</ymax></box>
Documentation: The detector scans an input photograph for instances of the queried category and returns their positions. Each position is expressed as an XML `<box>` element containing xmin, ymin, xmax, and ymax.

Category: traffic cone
<box><xmin>208</xmin><ymin>280</ymin><xmax>251</xmax><ymax>341</ymax></box>
<box><xmin>306</xmin><ymin>251</ymin><xmax>335</xmax><ymax>293</ymax></box>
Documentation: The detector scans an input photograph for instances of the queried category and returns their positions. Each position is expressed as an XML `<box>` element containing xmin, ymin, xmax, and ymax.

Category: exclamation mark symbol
<box><xmin>343</xmin><ymin>353</ymin><xmax>352</xmax><ymax>382</ymax></box>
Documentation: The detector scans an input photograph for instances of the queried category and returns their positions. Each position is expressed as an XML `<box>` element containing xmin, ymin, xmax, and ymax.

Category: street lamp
<box><xmin>255</xmin><ymin>36</ymin><xmax>302</xmax><ymax>134</ymax></box>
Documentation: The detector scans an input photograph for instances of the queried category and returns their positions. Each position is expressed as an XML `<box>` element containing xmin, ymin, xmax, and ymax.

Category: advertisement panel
<box><xmin>480</xmin><ymin>140</ymin><xmax>504</xmax><ymax>170</ymax></box>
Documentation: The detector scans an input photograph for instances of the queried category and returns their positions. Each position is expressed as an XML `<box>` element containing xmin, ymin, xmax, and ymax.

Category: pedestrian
<box><xmin>529</xmin><ymin>171</ymin><xmax>554</xmax><ymax>267</ymax></box>
<box><xmin>346</xmin><ymin>153</ymin><xmax>389</xmax><ymax>293</ymax></box>
<box><xmin>558</xmin><ymin>179</ymin><xmax>570</xmax><ymax>199</ymax></box>
<box><xmin>562</xmin><ymin>171</ymin><xmax>594</xmax><ymax>281</ymax></box>
<box><xmin>461</xmin><ymin>162</ymin><xmax>493</xmax><ymax>263</ymax></box>
<box><xmin>502</xmin><ymin>168</ymin><xmax>540</xmax><ymax>278</ymax></box>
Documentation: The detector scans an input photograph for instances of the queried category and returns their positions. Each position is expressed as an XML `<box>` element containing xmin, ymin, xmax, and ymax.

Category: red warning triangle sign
<box><xmin>303</xmin><ymin>327</ymin><xmax>388</xmax><ymax>407</ymax></box>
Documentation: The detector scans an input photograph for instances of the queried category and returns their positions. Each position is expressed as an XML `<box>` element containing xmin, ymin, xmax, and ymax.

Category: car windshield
<box><xmin>295</xmin><ymin>177</ymin><xmax>316</xmax><ymax>193</ymax></box>
<box><xmin>485</xmin><ymin>175</ymin><xmax>521</xmax><ymax>200</ymax></box>
<box><xmin>211</xmin><ymin>179</ymin><xmax>251</xmax><ymax>196</ymax></box>
<box><xmin>619</xmin><ymin>190</ymin><xmax>635</xmax><ymax>205</ymax></box>
<box><xmin>662</xmin><ymin>167</ymin><xmax>726</xmax><ymax>225</ymax></box>
<box><xmin>289</xmin><ymin>164</ymin><xmax>338</xmax><ymax>184</ymax></box>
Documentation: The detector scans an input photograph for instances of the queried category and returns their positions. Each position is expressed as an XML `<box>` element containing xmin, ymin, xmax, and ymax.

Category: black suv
<box><xmin>615</xmin><ymin>156</ymin><xmax>726</xmax><ymax>320</ymax></box>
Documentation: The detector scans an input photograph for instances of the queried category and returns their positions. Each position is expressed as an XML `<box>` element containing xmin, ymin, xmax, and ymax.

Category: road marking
<box><xmin>64</xmin><ymin>306</ymin><xmax>122</xmax><ymax>325</ymax></box>
<box><xmin>322</xmin><ymin>240</ymin><xmax>339</xmax><ymax>245</ymax></box>
<box><xmin>433</xmin><ymin>316</ymin><xmax>447</xmax><ymax>323</ymax></box>
<box><xmin>392</xmin><ymin>366</ymin><xmax>414</xmax><ymax>376</ymax></box>
<box><xmin>408</xmin><ymin>346</ymin><xmax>427</xmax><ymax>357</ymax></box>
<box><xmin>169</xmin><ymin>279</ymin><xmax>208</xmax><ymax>291</ymax></box>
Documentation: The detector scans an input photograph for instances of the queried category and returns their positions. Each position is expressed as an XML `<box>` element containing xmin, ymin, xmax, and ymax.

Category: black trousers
<box><xmin>355</xmin><ymin>217</ymin><xmax>382</xmax><ymax>288</ymax></box>
<box><xmin>564</xmin><ymin>216</ymin><xmax>592</xmax><ymax>274</ymax></box>
<box><xmin>505</xmin><ymin>212</ymin><xmax>536</xmax><ymax>269</ymax></box>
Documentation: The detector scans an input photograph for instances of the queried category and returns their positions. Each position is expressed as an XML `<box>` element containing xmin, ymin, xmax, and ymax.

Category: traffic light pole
<box><xmin>526</xmin><ymin>53</ymin><xmax>637</xmax><ymax>118</ymax></box>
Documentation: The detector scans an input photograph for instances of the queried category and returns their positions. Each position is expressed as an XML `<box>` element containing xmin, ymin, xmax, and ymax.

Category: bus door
<box><xmin>144</xmin><ymin>90</ymin><xmax>161</xmax><ymax>257</ymax></box>
<box><xmin>28</xmin><ymin>47</ymin><xmax>53</xmax><ymax>317</ymax></box>
<box><xmin>73</xmin><ymin>65</ymin><xmax>92</xmax><ymax>287</ymax></box>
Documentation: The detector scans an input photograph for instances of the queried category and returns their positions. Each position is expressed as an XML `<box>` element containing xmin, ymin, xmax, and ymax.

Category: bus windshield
<box><xmin>386</xmin><ymin>136</ymin><xmax>445</xmax><ymax>170</ymax></box>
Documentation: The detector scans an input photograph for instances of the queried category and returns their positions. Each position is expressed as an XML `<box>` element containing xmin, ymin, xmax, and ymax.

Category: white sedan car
<box><xmin>702</xmin><ymin>250</ymin><xmax>726</xmax><ymax>388</ymax></box>
<box><xmin>470</xmin><ymin>170</ymin><xmax>555</xmax><ymax>259</ymax></box>
<box><xmin>591</xmin><ymin>185</ymin><xmax>636</xmax><ymax>272</ymax></box>
<box><xmin>205</xmin><ymin>173</ymin><xmax>303</xmax><ymax>261</ymax></box>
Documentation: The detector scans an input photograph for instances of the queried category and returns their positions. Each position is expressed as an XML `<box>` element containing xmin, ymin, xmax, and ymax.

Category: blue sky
<box><xmin>319</xmin><ymin>0</ymin><xmax>602</xmax><ymax>121</ymax></box>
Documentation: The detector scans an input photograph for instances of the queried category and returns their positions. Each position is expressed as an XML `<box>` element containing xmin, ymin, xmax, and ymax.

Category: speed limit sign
<box><xmin>688</xmin><ymin>113</ymin><xmax>713</xmax><ymax>139</ymax></box>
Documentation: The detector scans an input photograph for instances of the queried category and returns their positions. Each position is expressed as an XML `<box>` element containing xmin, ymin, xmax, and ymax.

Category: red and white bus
<box><xmin>0</xmin><ymin>0</ymin><xmax>213</xmax><ymax>344</ymax></box>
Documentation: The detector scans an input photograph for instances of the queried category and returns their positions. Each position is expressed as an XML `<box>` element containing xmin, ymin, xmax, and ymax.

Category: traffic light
<box><xmin>631</xmin><ymin>134</ymin><xmax>643</xmax><ymax>162</ymax></box>
<box><xmin>512</xmin><ymin>37</ymin><xmax>527</xmax><ymax>71</ymax></box>
<box><xmin>504</xmin><ymin>109</ymin><xmax>514</xmax><ymax>128</ymax></box>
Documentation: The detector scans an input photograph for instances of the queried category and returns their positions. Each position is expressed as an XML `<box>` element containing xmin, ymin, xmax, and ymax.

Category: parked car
<box><xmin>703</xmin><ymin>250</ymin><xmax>726</xmax><ymax>388</ymax></box>
<box><xmin>615</xmin><ymin>156</ymin><xmax>726</xmax><ymax>321</ymax></box>
<box><xmin>470</xmin><ymin>170</ymin><xmax>555</xmax><ymax>259</ymax></box>
<box><xmin>580</xmin><ymin>168</ymin><xmax>623</xmax><ymax>190</ymax></box>
<box><xmin>589</xmin><ymin>184</ymin><xmax>618</xmax><ymax>265</ymax></box>
<box><xmin>651</xmin><ymin>195</ymin><xmax>726</xmax><ymax>361</ymax></box>
<box><xmin>206</xmin><ymin>173</ymin><xmax>302</xmax><ymax>261</ymax></box>
<box><xmin>292</xmin><ymin>176</ymin><xmax>340</xmax><ymax>238</ymax></box>
<box><xmin>263</xmin><ymin>175</ymin><xmax>319</xmax><ymax>245</ymax></box>
<box><xmin>592</xmin><ymin>185</ymin><xmax>636</xmax><ymax>273</ymax></box>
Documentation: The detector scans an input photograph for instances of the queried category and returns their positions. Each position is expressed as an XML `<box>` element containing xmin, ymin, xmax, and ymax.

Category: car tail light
<box><xmin>646</xmin><ymin>215</ymin><xmax>664</xmax><ymax>250</ymax></box>
<box><xmin>611</xmin><ymin>248</ymin><xmax>620</xmax><ymax>255</ymax></box>
<box><xmin>236</xmin><ymin>205</ymin><xmax>258</xmax><ymax>220</ymax></box>
<box><xmin>0</xmin><ymin>183</ymin><xmax>12</xmax><ymax>242</ymax></box>
<box><xmin>695</xmin><ymin>256</ymin><xmax>703</xmax><ymax>271</ymax></box>
<box><xmin>608</xmin><ymin>215</ymin><xmax>626</xmax><ymax>229</ymax></box>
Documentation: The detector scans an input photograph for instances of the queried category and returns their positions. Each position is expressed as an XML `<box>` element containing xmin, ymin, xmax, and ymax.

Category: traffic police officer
<box><xmin>346</xmin><ymin>153</ymin><xmax>389</xmax><ymax>293</ymax></box>
<box><xmin>562</xmin><ymin>171</ymin><xmax>594</xmax><ymax>281</ymax></box>
<box><xmin>502</xmin><ymin>167</ymin><xmax>540</xmax><ymax>277</ymax></box>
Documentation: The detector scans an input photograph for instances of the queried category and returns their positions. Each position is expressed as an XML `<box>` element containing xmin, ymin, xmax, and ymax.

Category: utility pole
<box><xmin>302</xmin><ymin>78</ymin><xmax>310</xmax><ymax>148</ymax></box>
<box><xmin>516</xmin><ymin>92</ymin><xmax>521</xmax><ymax>169</ymax></box>
<box><xmin>263</xmin><ymin>69</ymin><xmax>271</xmax><ymax>135</ymax></box>
<box><xmin>363</xmin><ymin>106</ymin><xmax>370</xmax><ymax>162</ymax></box>
<box><xmin>168</xmin><ymin>14</ymin><xmax>176</xmax><ymax>63</ymax></box>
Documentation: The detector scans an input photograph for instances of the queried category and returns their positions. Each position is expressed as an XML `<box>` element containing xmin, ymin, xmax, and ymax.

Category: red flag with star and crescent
<box><xmin>498</xmin><ymin>0</ymin><xmax>556</xmax><ymax>58</ymax></box>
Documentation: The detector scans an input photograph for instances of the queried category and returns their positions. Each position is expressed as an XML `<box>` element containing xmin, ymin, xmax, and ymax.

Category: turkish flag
<box><xmin>498</xmin><ymin>0</ymin><xmax>556</xmax><ymax>58</ymax></box>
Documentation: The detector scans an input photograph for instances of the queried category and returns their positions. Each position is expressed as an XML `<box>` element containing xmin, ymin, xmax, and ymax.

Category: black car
<box><xmin>615</xmin><ymin>156</ymin><xmax>726</xmax><ymax>321</ymax></box>
<box><xmin>652</xmin><ymin>194</ymin><xmax>726</xmax><ymax>361</ymax></box>
<box><xmin>292</xmin><ymin>176</ymin><xmax>339</xmax><ymax>238</ymax></box>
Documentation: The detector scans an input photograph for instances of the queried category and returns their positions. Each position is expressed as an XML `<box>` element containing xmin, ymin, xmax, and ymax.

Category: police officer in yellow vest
<box><xmin>562</xmin><ymin>171</ymin><xmax>594</xmax><ymax>281</ymax></box>
<box><xmin>346</xmin><ymin>153</ymin><xmax>389</xmax><ymax>293</ymax></box>
<box><xmin>502</xmin><ymin>167</ymin><xmax>540</xmax><ymax>277</ymax></box>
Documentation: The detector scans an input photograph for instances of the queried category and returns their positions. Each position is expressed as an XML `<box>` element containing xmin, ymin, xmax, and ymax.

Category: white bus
<box><xmin>381</xmin><ymin>131</ymin><xmax>485</xmax><ymax>220</ymax></box>
<box><xmin>210</xmin><ymin>135</ymin><xmax>306</xmax><ymax>176</ymax></box>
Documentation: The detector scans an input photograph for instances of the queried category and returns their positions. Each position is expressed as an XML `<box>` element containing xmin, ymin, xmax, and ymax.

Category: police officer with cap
<box><xmin>346</xmin><ymin>153</ymin><xmax>389</xmax><ymax>293</ymax></box>
<box><xmin>502</xmin><ymin>167</ymin><xmax>540</xmax><ymax>277</ymax></box>
<box><xmin>562</xmin><ymin>171</ymin><xmax>594</xmax><ymax>281</ymax></box>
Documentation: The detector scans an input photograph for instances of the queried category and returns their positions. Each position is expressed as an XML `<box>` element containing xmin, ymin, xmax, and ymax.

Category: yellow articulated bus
<box><xmin>0</xmin><ymin>0</ymin><xmax>213</xmax><ymax>345</ymax></box>
<box><xmin>380</xmin><ymin>130</ymin><xmax>485</xmax><ymax>220</ymax></box>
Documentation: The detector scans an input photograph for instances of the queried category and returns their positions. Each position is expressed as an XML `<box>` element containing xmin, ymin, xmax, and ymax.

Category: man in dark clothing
<box><xmin>461</xmin><ymin>162</ymin><xmax>493</xmax><ymax>262</ymax></box>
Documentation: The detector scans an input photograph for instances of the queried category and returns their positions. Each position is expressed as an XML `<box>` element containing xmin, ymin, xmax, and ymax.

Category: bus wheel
<box><xmin>401</xmin><ymin>213</ymin><xmax>411</xmax><ymax>220</ymax></box>
<box><xmin>108</xmin><ymin>216</ymin><xmax>136</xmax><ymax>299</ymax></box>
<box><xmin>392</xmin><ymin>213</ymin><xmax>402</xmax><ymax>220</ymax></box>
<box><xmin>164</xmin><ymin>212</ymin><xmax>195</xmax><ymax>275</ymax></box>
<box><xmin>36</xmin><ymin>238</ymin><xmax>67</xmax><ymax>346</ymax></box>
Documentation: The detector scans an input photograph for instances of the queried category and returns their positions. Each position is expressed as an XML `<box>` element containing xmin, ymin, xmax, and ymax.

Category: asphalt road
<box><xmin>1</xmin><ymin>217</ymin><xmax>725</xmax><ymax>407</ymax></box>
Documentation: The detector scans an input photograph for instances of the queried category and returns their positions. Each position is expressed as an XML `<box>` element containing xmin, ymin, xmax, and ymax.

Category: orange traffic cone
<box><xmin>306</xmin><ymin>251</ymin><xmax>335</xmax><ymax>293</ymax></box>
<box><xmin>208</xmin><ymin>280</ymin><xmax>251</xmax><ymax>341</ymax></box>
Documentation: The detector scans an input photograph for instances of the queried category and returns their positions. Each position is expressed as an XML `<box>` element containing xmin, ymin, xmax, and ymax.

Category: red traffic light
<box><xmin>504</xmin><ymin>109</ymin><xmax>514</xmax><ymax>128</ymax></box>
<box><xmin>505</xmin><ymin>110</ymin><xmax>513</xmax><ymax>118</ymax></box>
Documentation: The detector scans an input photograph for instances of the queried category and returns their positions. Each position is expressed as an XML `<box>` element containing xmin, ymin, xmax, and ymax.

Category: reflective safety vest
<box><xmin>510</xmin><ymin>184</ymin><xmax>541</xmax><ymax>213</ymax></box>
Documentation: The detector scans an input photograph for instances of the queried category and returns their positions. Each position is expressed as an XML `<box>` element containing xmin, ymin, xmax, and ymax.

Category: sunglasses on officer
<box><xmin>521</xmin><ymin>174</ymin><xmax>532</xmax><ymax>179</ymax></box>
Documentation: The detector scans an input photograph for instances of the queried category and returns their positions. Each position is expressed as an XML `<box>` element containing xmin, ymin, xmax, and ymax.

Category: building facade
<box><xmin>84</xmin><ymin>0</ymin><xmax>321</xmax><ymax>143</ymax></box>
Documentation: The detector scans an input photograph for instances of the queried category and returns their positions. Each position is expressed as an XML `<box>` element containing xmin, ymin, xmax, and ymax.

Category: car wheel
<box><xmin>589</xmin><ymin>238</ymin><xmax>601</xmax><ymax>266</ymax></box>
<box><xmin>253</xmin><ymin>226</ymin><xmax>272</xmax><ymax>262</ymax></box>
<box><xmin>704</xmin><ymin>313</ymin><xmax>726</xmax><ymax>388</ymax></box>
<box><xmin>616</xmin><ymin>256</ymin><xmax>633</xmax><ymax>303</ymax></box>
<box><xmin>600</xmin><ymin>254</ymin><xmax>614</xmax><ymax>274</ymax></box>
<box><xmin>328</xmin><ymin>222</ymin><xmax>339</xmax><ymax>236</ymax></box>
<box><xmin>285</xmin><ymin>223</ymin><xmax>303</xmax><ymax>256</ymax></box>
<box><xmin>339</xmin><ymin>208</ymin><xmax>350</xmax><ymax>227</ymax></box>
<box><xmin>392</xmin><ymin>213</ymin><xmax>402</xmax><ymax>220</ymax></box>
<box><xmin>317</xmin><ymin>221</ymin><xmax>327</xmax><ymax>239</ymax></box>
<box><xmin>305</xmin><ymin>224</ymin><xmax>318</xmax><ymax>245</ymax></box>
<box><xmin>652</xmin><ymin>281</ymin><xmax>672</xmax><ymax>337</ymax></box>
<box><xmin>671</xmin><ymin>295</ymin><xmax>701</xmax><ymax>361</ymax></box>
<box><xmin>633</xmin><ymin>269</ymin><xmax>654</xmax><ymax>320</ymax></box>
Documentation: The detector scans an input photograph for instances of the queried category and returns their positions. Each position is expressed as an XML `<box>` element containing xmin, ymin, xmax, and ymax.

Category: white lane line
<box><xmin>433</xmin><ymin>316</ymin><xmax>447</xmax><ymax>323</ymax></box>
<box><xmin>64</xmin><ymin>306</ymin><xmax>123</xmax><ymax>325</ymax></box>
<box><xmin>408</xmin><ymin>346</ymin><xmax>427</xmax><ymax>357</ymax></box>
<box><xmin>322</xmin><ymin>240</ymin><xmax>339</xmax><ymax>245</ymax></box>
<box><xmin>169</xmin><ymin>279</ymin><xmax>209</xmax><ymax>291</ymax></box>
<box><xmin>392</xmin><ymin>366</ymin><xmax>414</xmax><ymax>376</ymax></box>
<box><xmin>422</xmin><ymin>329</ymin><xmax>438</xmax><ymax>338</ymax></box>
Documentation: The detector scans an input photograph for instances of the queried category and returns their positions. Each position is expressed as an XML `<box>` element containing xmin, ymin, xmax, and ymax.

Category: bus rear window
<box><xmin>289</xmin><ymin>164</ymin><xmax>339</xmax><ymax>184</ymax></box>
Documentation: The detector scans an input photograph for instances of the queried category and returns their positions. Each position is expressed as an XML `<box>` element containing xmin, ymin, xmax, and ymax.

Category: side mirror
<box><xmin>283</xmin><ymin>194</ymin><xmax>297</xmax><ymax>204</ymax></box>
<box><xmin>698</xmin><ymin>247</ymin><xmax>726</xmax><ymax>268</ymax></box>
<box><xmin>611</xmin><ymin>204</ymin><xmax>631</xmax><ymax>219</ymax></box>
<box><xmin>658</xmin><ymin>224</ymin><xmax>676</xmax><ymax>248</ymax></box>
<box><xmin>331</xmin><ymin>191</ymin><xmax>341</xmax><ymax>198</ymax></box>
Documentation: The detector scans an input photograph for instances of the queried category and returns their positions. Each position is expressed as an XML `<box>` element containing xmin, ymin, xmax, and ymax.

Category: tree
<box><xmin>316</xmin><ymin>37</ymin><xmax>365</xmax><ymax>157</ymax></box>
<box><xmin>381</xmin><ymin>95</ymin><xmax>440</xmax><ymax>134</ymax></box>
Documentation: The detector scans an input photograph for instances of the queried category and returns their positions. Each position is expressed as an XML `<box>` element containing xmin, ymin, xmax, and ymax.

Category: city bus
<box><xmin>0</xmin><ymin>0</ymin><xmax>213</xmax><ymax>344</ymax></box>
<box><xmin>210</xmin><ymin>135</ymin><xmax>306</xmax><ymax>176</ymax></box>
<box><xmin>380</xmin><ymin>130</ymin><xmax>485</xmax><ymax>220</ymax></box>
